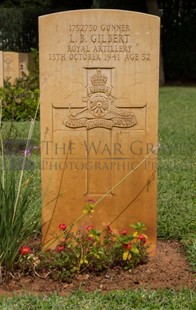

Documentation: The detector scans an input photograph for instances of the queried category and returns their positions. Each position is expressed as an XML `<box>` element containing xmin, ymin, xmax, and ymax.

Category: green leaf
<box><xmin>131</xmin><ymin>247</ymin><xmax>139</xmax><ymax>254</ymax></box>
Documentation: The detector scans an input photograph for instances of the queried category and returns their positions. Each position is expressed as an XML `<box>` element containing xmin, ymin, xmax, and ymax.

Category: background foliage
<box><xmin>160</xmin><ymin>1</ymin><xmax>196</xmax><ymax>81</ymax></box>
<box><xmin>0</xmin><ymin>49</ymin><xmax>39</xmax><ymax>121</ymax></box>
<box><xmin>0</xmin><ymin>0</ymin><xmax>195</xmax><ymax>82</ymax></box>
<box><xmin>0</xmin><ymin>8</ymin><xmax>47</xmax><ymax>52</ymax></box>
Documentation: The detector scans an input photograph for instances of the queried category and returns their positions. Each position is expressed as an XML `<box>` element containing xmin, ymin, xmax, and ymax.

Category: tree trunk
<box><xmin>92</xmin><ymin>0</ymin><xmax>100</xmax><ymax>8</ymax></box>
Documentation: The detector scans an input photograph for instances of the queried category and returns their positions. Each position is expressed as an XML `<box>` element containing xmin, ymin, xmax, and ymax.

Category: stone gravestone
<box><xmin>3</xmin><ymin>52</ymin><xmax>19</xmax><ymax>84</ymax></box>
<box><xmin>3</xmin><ymin>52</ymin><xmax>30</xmax><ymax>84</ymax></box>
<box><xmin>39</xmin><ymin>10</ymin><xmax>160</xmax><ymax>252</ymax></box>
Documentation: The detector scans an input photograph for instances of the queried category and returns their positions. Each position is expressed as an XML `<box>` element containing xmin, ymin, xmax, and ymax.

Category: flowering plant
<box><xmin>34</xmin><ymin>221</ymin><xmax>149</xmax><ymax>281</ymax></box>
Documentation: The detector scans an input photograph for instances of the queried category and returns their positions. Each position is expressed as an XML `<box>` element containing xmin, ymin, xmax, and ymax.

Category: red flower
<box><xmin>56</xmin><ymin>245</ymin><xmax>65</xmax><ymax>252</ymax></box>
<box><xmin>88</xmin><ymin>236</ymin><xmax>94</xmax><ymax>242</ymax></box>
<box><xmin>19</xmin><ymin>245</ymin><xmax>31</xmax><ymax>255</ymax></box>
<box><xmin>86</xmin><ymin>225</ymin><xmax>94</xmax><ymax>232</ymax></box>
<box><xmin>123</xmin><ymin>242</ymin><xmax>132</xmax><ymax>250</ymax></box>
<box><xmin>120</xmin><ymin>229</ymin><xmax>127</xmax><ymax>235</ymax></box>
<box><xmin>138</xmin><ymin>234</ymin><xmax>147</xmax><ymax>244</ymax></box>
<box><xmin>59</xmin><ymin>223</ymin><xmax>67</xmax><ymax>231</ymax></box>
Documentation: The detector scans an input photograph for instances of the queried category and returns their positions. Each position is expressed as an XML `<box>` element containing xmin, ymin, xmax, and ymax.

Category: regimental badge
<box><xmin>64</xmin><ymin>68</ymin><xmax>137</xmax><ymax>130</ymax></box>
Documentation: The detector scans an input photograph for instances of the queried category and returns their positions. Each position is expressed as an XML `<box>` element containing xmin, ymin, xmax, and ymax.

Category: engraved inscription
<box><xmin>63</xmin><ymin>68</ymin><xmax>137</xmax><ymax>130</ymax></box>
<box><xmin>48</xmin><ymin>24</ymin><xmax>152</xmax><ymax>62</ymax></box>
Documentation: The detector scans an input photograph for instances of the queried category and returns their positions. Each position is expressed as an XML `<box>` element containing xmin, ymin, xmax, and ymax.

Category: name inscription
<box><xmin>48</xmin><ymin>24</ymin><xmax>151</xmax><ymax>62</ymax></box>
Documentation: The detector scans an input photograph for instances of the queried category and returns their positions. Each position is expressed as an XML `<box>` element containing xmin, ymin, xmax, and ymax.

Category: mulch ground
<box><xmin>0</xmin><ymin>240</ymin><xmax>195</xmax><ymax>296</ymax></box>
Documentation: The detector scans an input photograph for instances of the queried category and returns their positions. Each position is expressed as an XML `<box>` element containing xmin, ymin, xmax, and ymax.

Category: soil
<box><xmin>0</xmin><ymin>240</ymin><xmax>195</xmax><ymax>296</ymax></box>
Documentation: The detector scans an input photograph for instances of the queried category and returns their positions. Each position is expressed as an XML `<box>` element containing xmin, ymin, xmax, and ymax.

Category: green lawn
<box><xmin>158</xmin><ymin>87</ymin><xmax>196</xmax><ymax>272</ymax></box>
<box><xmin>0</xmin><ymin>289</ymin><xmax>195</xmax><ymax>309</ymax></box>
<box><xmin>0</xmin><ymin>86</ymin><xmax>195</xmax><ymax>308</ymax></box>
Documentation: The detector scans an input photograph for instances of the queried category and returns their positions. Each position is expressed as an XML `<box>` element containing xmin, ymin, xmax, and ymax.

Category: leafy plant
<box><xmin>19</xmin><ymin>221</ymin><xmax>149</xmax><ymax>282</ymax></box>
<box><xmin>0</xmin><ymin>166</ymin><xmax>39</xmax><ymax>281</ymax></box>
<box><xmin>0</xmin><ymin>82</ymin><xmax>39</xmax><ymax>282</ymax></box>
<box><xmin>0</xmin><ymin>49</ymin><xmax>39</xmax><ymax>121</ymax></box>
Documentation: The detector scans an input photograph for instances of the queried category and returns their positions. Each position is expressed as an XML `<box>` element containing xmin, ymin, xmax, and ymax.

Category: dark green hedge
<box><xmin>98</xmin><ymin>0</ymin><xmax>196</xmax><ymax>82</ymax></box>
<box><xmin>160</xmin><ymin>1</ymin><xmax>196</xmax><ymax>82</ymax></box>
<box><xmin>0</xmin><ymin>8</ymin><xmax>48</xmax><ymax>52</ymax></box>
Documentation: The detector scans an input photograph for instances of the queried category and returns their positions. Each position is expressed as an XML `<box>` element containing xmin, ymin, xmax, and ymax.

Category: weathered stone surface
<box><xmin>3</xmin><ymin>52</ymin><xmax>19</xmax><ymax>84</ymax></box>
<box><xmin>39</xmin><ymin>10</ymin><xmax>160</xmax><ymax>252</ymax></box>
<box><xmin>3</xmin><ymin>52</ymin><xmax>30</xmax><ymax>84</ymax></box>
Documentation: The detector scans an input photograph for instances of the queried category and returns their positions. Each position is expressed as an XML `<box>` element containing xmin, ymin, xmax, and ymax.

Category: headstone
<box><xmin>0</xmin><ymin>51</ymin><xmax>4</xmax><ymax>87</ymax></box>
<box><xmin>39</xmin><ymin>10</ymin><xmax>160</xmax><ymax>252</ymax></box>
<box><xmin>3</xmin><ymin>52</ymin><xmax>19</xmax><ymax>84</ymax></box>
<box><xmin>3</xmin><ymin>52</ymin><xmax>30</xmax><ymax>84</ymax></box>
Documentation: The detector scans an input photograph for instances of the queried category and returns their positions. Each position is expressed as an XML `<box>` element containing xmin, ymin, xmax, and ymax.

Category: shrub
<box><xmin>0</xmin><ymin>49</ymin><xmax>39</xmax><ymax>121</ymax></box>
<box><xmin>19</xmin><ymin>222</ymin><xmax>149</xmax><ymax>282</ymax></box>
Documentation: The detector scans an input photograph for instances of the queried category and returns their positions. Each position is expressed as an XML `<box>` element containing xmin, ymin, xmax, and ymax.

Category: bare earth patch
<box><xmin>0</xmin><ymin>240</ymin><xmax>195</xmax><ymax>296</ymax></box>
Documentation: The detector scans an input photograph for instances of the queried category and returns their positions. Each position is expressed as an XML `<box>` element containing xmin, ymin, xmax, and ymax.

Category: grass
<box><xmin>0</xmin><ymin>289</ymin><xmax>195</xmax><ymax>309</ymax></box>
<box><xmin>1</xmin><ymin>121</ymin><xmax>40</xmax><ymax>145</ymax></box>
<box><xmin>1</xmin><ymin>120</ymin><xmax>41</xmax><ymax>229</ymax></box>
<box><xmin>157</xmin><ymin>87</ymin><xmax>196</xmax><ymax>274</ymax></box>
<box><xmin>158</xmin><ymin>87</ymin><xmax>196</xmax><ymax>253</ymax></box>
<box><xmin>0</xmin><ymin>86</ymin><xmax>195</xmax><ymax>307</ymax></box>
